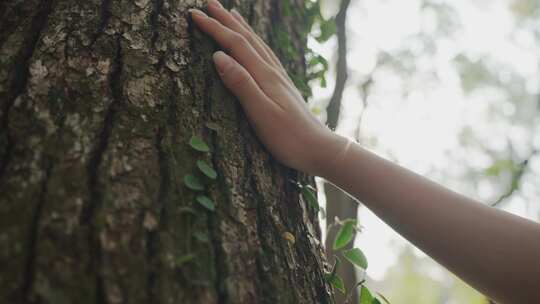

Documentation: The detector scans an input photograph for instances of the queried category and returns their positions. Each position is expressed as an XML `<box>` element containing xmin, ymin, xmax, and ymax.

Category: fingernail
<box><xmin>230</xmin><ymin>8</ymin><xmax>242</xmax><ymax>19</ymax></box>
<box><xmin>213</xmin><ymin>51</ymin><xmax>230</xmax><ymax>75</ymax></box>
<box><xmin>208</xmin><ymin>0</ymin><xmax>224</xmax><ymax>9</ymax></box>
<box><xmin>189</xmin><ymin>9</ymin><xmax>208</xmax><ymax>18</ymax></box>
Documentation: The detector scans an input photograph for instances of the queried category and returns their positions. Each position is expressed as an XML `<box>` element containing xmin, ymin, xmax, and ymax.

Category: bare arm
<box><xmin>191</xmin><ymin>2</ymin><xmax>540</xmax><ymax>303</ymax></box>
<box><xmin>322</xmin><ymin>137</ymin><xmax>540</xmax><ymax>303</ymax></box>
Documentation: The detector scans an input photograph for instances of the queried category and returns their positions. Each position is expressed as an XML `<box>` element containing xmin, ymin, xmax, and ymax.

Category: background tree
<box><xmin>320</xmin><ymin>1</ymin><xmax>359</xmax><ymax>303</ymax></box>
<box><xmin>0</xmin><ymin>0</ymin><xmax>334</xmax><ymax>303</ymax></box>
<box><xmin>310</xmin><ymin>0</ymin><xmax>540</xmax><ymax>303</ymax></box>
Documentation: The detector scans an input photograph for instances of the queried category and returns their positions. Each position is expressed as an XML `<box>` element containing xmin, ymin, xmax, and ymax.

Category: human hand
<box><xmin>190</xmin><ymin>0</ymin><xmax>347</xmax><ymax>176</ymax></box>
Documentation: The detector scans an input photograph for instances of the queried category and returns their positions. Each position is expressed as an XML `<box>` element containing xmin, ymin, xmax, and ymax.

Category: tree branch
<box><xmin>491</xmin><ymin>150</ymin><xmax>537</xmax><ymax>207</ymax></box>
<box><xmin>326</xmin><ymin>0</ymin><xmax>351</xmax><ymax>130</ymax></box>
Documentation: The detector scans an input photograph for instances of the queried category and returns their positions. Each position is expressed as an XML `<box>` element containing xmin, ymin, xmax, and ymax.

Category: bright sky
<box><xmin>310</xmin><ymin>0</ymin><xmax>540</xmax><ymax>284</ymax></box>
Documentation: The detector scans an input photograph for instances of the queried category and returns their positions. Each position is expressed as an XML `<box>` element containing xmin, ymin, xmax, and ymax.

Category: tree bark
<box><xmin>0</xmin><ymin>0</ymin><xmax>332</xmax><ymax>303</ymax></box>
<box><xmin>324</xmin><ymin>183</ymin><xmax>358</xmax><ymax>303</ymax></box>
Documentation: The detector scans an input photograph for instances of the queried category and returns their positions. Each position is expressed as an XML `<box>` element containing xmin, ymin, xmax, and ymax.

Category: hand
<box><xmin>190</xmin><ymin>0</ymin><xmax>347</xmax><ymax>176</ymax></box>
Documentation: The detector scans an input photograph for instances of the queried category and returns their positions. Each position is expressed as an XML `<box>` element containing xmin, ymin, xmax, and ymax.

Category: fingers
<box><xmin>213</xmin><ymin>51</ymin><xmax>283</xmax><ymax>119</ymax></box>
<box><xmin>190</xmin><ymin>9</ymin><xmax>276</xmax><ymax>88</ymax></box>
<box><xmin>206</xmin><ymin>1</ymin><xmax>276</xmax><ymax>69</ymax></box>
<box><xmin>228</xmin><ymin>9</ymin><xmax>295</xmax><ymax>87</ymax></box>
<box><xmin>229</xmin><ymin>9</ymin><xmax>288</xmax><ymax>75</ymax></box>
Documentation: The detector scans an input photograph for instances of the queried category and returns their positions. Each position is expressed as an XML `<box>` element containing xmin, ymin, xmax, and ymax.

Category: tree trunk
<box><xmin>0</xmin><ymin>0</ymin><xmax>332</xmax><ymax>303</ymax></box>
<box><xmin>323</xmin><ymin>0</ymin><xmax>359</xmax><ymax>301</ymax></box>
<box><xmin>325</xmin><ymin>182</ymin><xmax>359</xmax><ymax>303</ymax></box>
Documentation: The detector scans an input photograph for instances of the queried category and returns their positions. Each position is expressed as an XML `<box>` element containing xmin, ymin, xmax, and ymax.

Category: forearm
<box><xmin>322</xmin><ymin>136</ymin><xmax>540</xmax><ymax>303</ymax></box>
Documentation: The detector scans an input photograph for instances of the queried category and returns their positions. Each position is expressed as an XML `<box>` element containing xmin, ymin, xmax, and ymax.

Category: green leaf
<box><xmin>301</xmin><ymin>185</ymin><xmax>320</xmax><ymax>211</ymax></box>
<box><xmin>485</xmin><ymin>159</ymin><xmax>514</xmax><ymax>176</ymax></box>
<box><xmin>197</xmin><ymin>160</ymin><xmax>217</xmax><ymax>179</ymax></box>
<box><xmin>184</xmin><ymin>174</ymin><xmax>204</xmax><ymax>191</ymax></box>
<box><xmin>330</xmin><ymin>256</ymin><xmax>341</xmax><ymax>277</ymax></box>
<box><xmin>289</xmin><ymin>73</ymin><xmax>313</xmax><ymax>98</ymax></box>
<box><xmin>372</xmin><ymin>299</ymin><xmax>382</xmax><ymax>304</ymax></box>
<box><xmin>324</xmin><ymin>272</ymin><xmax>345</xmax><ymax>294</ymax></box>
<box><xmin>175</xmin><ymin>254</ymin><xmax>195</xmax><ymax>267</ymax></box>
<box><xmin>360</xmin><ymin>285</ymin><xmax>373</xmax><ymax>304</ymax></box>
<box><xmin>189</xmin><ymin>136</ymin><xmax>210</xmax><ymax>152</ymax></box>
<box><xmin>316</xmin><ymin>18</ymin><xmax>337</xmax><ymax>43</ymax></box>
<box><xmin>196</xmin><ymin>195</ymin><xmax>215</xmax><ymax>211</ymax></box>
<box><xmin>333</xmin><ymin>219</ymin><xmax>357</xmax><ymax>250</ymax></box>
<box><xmin>308</xmin><ymin>54</ymin><xmax>329</xmax><ymax>70</ymax></box>
<box><xmin>375</xmin><ymin>292</ymin><xmax>391</xmax><ymax>304</ymax></box>
<box><xmin>343</xmin><ymin>248</ymin><xmax>368</xmax><ymax>270</ymax></box>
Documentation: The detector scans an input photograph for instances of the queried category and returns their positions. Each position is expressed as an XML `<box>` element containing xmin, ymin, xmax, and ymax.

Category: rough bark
<box><xmin>0</xmin><ymin>0</ymin><xmax>332</xmax><ymax>303</ymax></box>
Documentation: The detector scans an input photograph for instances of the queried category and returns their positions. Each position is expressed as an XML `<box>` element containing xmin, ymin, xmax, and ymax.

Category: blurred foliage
<box><xmin>304</xmin><ymin>0</ymin><xmax>337</xmax><ymax>91</ymax></box>
<box><xmin>510</xmin><ymin>0</ymin><xmax>540</xmax><ymax>18</ymax></box>
<box><xmin>271</xmin><ymin>0</ymin><xmax>337</xmax><ymax>98</ymax></box>
<box><xmin>453</xmin><ymin>55</ymin><xmax>497</xmax><ymax>94</ymax></box>
<box><xmin>304</xmin><ymin>0</ymin><xmax>540</xmax><ymax>302</ymax></box>
<box><xmin>485</xmin><ymin>159</ymin><xmax>516</xmax><ymax>177</ymax></box>
<box><xmin>311</xmin><ymin>0</ymin><xmax>540</xmax><ymax>301</ymax></box>
<box><xmin>379</xmin><ymin>247</ymin><xmax>489</xmax><ymax>304</ymax></box>
<box><xmin>363</xmin><ymin>0</ymin><xmax>537</xmax><ymax>207</ymax></box>
<box><xmin>421</xmin><ymin>2</ymin><xmax>462</xmax><ymax>36</ymax></box>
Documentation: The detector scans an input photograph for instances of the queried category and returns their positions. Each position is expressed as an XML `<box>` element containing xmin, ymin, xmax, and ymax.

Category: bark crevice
<box><xmin>145</xmin><ymin>126</ymin><xmax>170</xmax><ymax>303</ymax></box>
<box><xmin>82</xmin><ymin>37</ymin><xmax>123</xmax><ymax>225</ymax></box>
<box><xmin>0</xmin><ymin>0</ymin><xmax>54</xmax><ymax>185</ymax></box>
<box><xmin>150</xmin><ymin>0</ymin><xmax>164</xmax><ymax>49</ymax></box>
<box><xmin>82</xmin><ymin>37</ymin><xmax>123</xmax><ymax>304</ymax></box>
<box><xmin>90</xmin><ymin>0</ymin><xmax>113</xmax><ymax>46</ymax></box>
<box><xmin>19</xmin><ymin>160</ymin><xmax>54</xmax><ymax>302</ymax></box>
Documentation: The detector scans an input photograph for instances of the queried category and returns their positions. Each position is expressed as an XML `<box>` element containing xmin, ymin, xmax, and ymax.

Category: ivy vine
<box><xmin>184</xmin><ymin>135</ymin><xmax>218</xmax><ymax>212</ymax></box>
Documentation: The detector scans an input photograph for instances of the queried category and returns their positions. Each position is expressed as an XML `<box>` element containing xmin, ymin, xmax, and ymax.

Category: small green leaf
<box><xmin>175</xmin><ymin>254</ymin><xmax>195</xmax><ymax>267</ymax></box>
<box><xmin>360</xmin><ymin>285</ymin><xmax>374</xmax><ymax>304</ymax></box>
<box><xmin>324</xmin><ymin>256</ymin><xmax>345</xmax><ymax>293</ymax></box>
<box><xmin>375</xmin><ymin>292</ymin><xmax>391</xmax><ymax>304</ymax></box>
<box><xmin>193</xmin><ymin>231</ymin><xmax>210</xmax><ymax>243</ymax></box>
<box><xmin>184</xmin><ymin>174</ymin><xmax>204</xmax><ymax>191</ymax></box>
<box><xmin>324</xmin><ymin>272</ymin><xmax>345</xmax><ymax>294</ymax></box>
<box><xmin>333</xmin><ymin>219</ymin><xmax>357</xmax><ymax>250</ymax></box>
<box><xmin>301</xmin><ymin>185</ymin><xmax>319</xmax><ymax>211</ymax></box>
<box><xmin>197</xmin><ymin>160</ymin><xmax>217</xmax><ymax>179</ymax></box>
<box><xmin>372</xmin><ymin>298</ymin><xmax>382</xmax><ymax>304</ymax></box>
<box><xmin>316</xmin><ymin>18</ymin><xmax>337</xmax><ymax>43</ymax></box>
<box><xmin>308</xmin><ymin>54</ymin><xmax>329</xmax><ymax>70</ymax></box>
<box><xmin>330</xmin><ymin>255</ymin><xmax>341</xmax><ymax>277</ymax></box>
<box><xmin>189</xmin><ymin>136</ymin><xmax>210</xmax><ymax>152</ymax></box>
<box><xmin>343</xmin><ymin>248</ymin><xmax>368</xmax><ymax>270</ymax></box>
<box><xmin>196</xmin><ymin>195</ymin><xmax>215</xmax><ymax>211</ymax></box>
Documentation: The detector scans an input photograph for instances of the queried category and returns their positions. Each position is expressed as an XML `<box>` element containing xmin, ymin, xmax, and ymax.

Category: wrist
<box><xmin>310</xmin><ymin>132</ymin><xmax>352</xmax><ymax>179</ymax></box>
